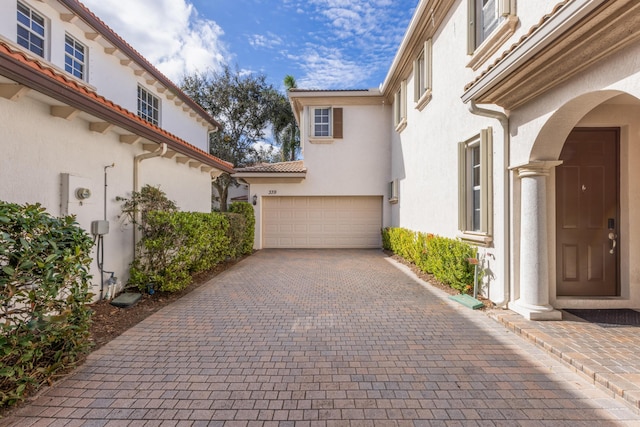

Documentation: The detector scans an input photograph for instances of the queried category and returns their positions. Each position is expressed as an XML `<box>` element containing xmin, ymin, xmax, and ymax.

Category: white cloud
<box><xmin>291</xmin><ymin>46</ymin><xmax>369</xmax><ymax>89</ymax></box>
<box><xmin>284</xmin><ymin>0</ymin><xmax>414</xmax><ymax>89</ymax></box>
<box><xmin>81</xmin><ymin>0</ymin><xmax>228</xmax><ymax>83</ymax></box>
<box><xmin>248</xmin><ymin>33</ymin><xmax>283</xmax><ymax>49</ymax></box>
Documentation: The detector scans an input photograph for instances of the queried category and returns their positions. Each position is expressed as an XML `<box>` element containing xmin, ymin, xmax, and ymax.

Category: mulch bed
<box><xmin>88</xmin><ymin>256</ymin><xmax>246</xmax><ymax>350</ymax></box>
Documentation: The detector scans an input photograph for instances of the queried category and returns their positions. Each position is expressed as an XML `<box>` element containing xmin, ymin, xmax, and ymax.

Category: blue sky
<box><xmin>82</xmin><ymin>0</ymin><xmax>418</xmax><ymax>91</ymax></box>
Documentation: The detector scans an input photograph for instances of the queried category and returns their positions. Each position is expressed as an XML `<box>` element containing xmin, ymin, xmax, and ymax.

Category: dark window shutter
<box><xmin>333</xmin><ymin>108</ymin><xmax>343</xmax><ymax>139</ymax></box>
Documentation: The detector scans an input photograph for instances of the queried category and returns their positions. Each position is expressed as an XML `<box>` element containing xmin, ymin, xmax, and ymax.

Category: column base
<box><xmin>510</xmin><ymin>299</ymin><xmax>563</xmax><ymax>321</ymax></box>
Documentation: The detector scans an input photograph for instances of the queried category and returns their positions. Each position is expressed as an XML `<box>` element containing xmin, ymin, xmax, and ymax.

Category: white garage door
<box><xmin>262</xmin><ymin>196</ymin><xmax>382</xmax><ymax>248</ymax></box>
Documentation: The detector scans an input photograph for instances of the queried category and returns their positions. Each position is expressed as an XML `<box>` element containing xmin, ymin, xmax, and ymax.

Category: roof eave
<box><xmin>0</xmin><ymin>45</ymin><xmax>234</xmax><ymax>174</ymax></box>
<box><xmin>60</xmin><ymin>0</ymin><xmax>221</xmax><ymax>130</ymax></box>
<box><xmin>381</xmin><ymin>0</ymin><xmax>456</xmax><ymax>98</ymax></box>
<box><xmin>461</xmin><ymin>0</ymin><xmax>609</xmax><ymax>106</ymax></box>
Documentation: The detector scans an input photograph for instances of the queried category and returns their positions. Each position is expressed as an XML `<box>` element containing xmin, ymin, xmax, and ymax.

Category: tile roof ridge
<box><xmin>235</xmin><ymin>159</ymin><xmax>306</xmax><ymax>173</ymax></box>
<box><xmin>0</xmin><ymin>40</ymin><xmax>233</xmax><ymax>171</ymax></box>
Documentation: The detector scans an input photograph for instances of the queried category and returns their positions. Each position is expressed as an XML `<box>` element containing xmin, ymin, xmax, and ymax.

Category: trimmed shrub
<box><xmin>119</xmin><ymin>186</ymin><xmax>254</xmax><ymax>294</ymax></box>
<box><xmin>228</xmin><ymin>202</ymin><xmax>255</xmax><ymax>255</ymax></box>
<box><xmin>382</xmin><ymin>227</ymin><xmax>477</xmax><ymax>294</ymax></box>
<box><xmin>129</xmin><ymin>211</ymin><xmax>232</xmax><ymax>293</ymax></box>
<box><xmin>0</xmin><ymin>202</ymin><xmax>94</xmax><ymax>408</ymax></box>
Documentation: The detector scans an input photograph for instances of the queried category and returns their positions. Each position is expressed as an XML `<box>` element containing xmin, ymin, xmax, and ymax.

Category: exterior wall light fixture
<box><xmin>252</xmin><ymin>194</ymin><xmax>257</xmax><ymax>206</ymax></box>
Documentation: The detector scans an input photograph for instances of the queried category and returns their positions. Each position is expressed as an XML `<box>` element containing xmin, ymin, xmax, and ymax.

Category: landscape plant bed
<box><xmin>387</xmin><ymin>252</ymin><xmax>493</xmax><ymax>309</ymax></box>
<box><xmin>89</xmin><ymin>256</ymin><xmax>247</xmax><ymax>350</ymax></box>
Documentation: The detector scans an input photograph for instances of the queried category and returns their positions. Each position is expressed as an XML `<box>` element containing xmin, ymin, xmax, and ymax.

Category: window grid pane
<box><xmin>137</xmin><ymin>86</ymin><xmax>160</xmax><ymax>126</ymax></box>
<box><xmin>64</xmin><ymin>35</ymin><xmax>85</xmax><ymax>79</ymax></box>
<box><xmin>415</xmin><ymin>50</ymin><xmax>425</xmax><ymax>100</ymax></box>
<box><xmin>314</xmin><ymin>108</ymin><xmax>330</xmax><ymax>137</ymax></box>
<box><xmin>470</xmin><ymin>145</ymin><xmax>481</xmax><ymax>232</ymax></box>
<box><xmin>17</xmin><ymin>2</ymin><xmax>45</xmax><ymax>58</ymax></box>
<box><xmin>476</xmin><ymin>0</ymin><xmax>498</xmax><ymax>46</ymax></box>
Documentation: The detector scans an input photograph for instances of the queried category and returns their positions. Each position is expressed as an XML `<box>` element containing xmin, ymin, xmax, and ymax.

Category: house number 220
<box><xmin>268</xmin><ymin>190</ymin><xmax>277</xmax><ymax>195</ymax></box>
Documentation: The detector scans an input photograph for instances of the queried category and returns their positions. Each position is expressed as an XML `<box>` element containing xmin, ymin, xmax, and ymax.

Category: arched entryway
<box><xmin>511</xmin><ymin>90</ymin><xmax>640</xmax><ymax>319</ymax></box>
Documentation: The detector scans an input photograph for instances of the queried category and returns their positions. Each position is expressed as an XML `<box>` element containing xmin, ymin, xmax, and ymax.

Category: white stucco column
<box><xmin>511</xmin><ymin>161</ymin><xmax>563</xmax><ymax>320</ymax></box>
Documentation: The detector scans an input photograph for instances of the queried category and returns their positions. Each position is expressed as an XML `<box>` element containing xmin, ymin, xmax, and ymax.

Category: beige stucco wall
<box><xmin>389</xmin><ymin>1</ymin><xmax>512</xmax><ymax>304</ymax></box>
<box><xmin>387</xmin><ymin>0</ymin><xmax>640</xmax><ymax>309</ymax></box>
<box><xmin>0</xmin><ymin>94</ymin><xmax>213</xmax><ymax>300</ymax></box>
<box><xmin>249</xmin><ymin>103</ymin><xmax>392</xmax><ymax>249</ymax></box>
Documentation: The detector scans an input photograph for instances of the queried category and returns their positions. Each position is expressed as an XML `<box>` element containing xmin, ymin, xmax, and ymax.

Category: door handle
<box><xmin>608</xmin><ymin>232</ymin><xmax>617</xmax><ymax>255</ymax></box>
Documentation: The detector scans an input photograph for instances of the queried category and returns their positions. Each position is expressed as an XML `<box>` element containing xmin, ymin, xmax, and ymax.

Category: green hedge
<box><xmin>228</xmin><ymin>202</ymin><xmax>255</xmax><ymax>256</ymax></box>
<box><xmin>0</xmin><ymin>202</ymin><xmax>94</xmax><ymax>408</ymax></box>
<box><xmin>382</xmin><ymin>227</ymin><xmax>476</xmax><ymax>294</ymax></box>
<box><xmin>129</xmin><ymin>203</ymin><xmax>254</xmax><ymax>293</ymax></box>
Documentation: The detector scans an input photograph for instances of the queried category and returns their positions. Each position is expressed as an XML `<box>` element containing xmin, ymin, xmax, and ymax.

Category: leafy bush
<box><xmin>116</xmin><ymin>185</ymin><xmax>178</xmax><ymax>236</ymax></box>
<box><xmin>228</xmin><ymin>202</ymin><xmax>255</xmax><ymax>255</ymax></box>
<box><xmin>129</xmin><ymin>211</ymin><xmax>232</xmax><ymax>293</ymax></box>
<box><xmin>120</xmin><ymin>188</ymin><xmax>254</xmax><ymax>294</ymax></box>
<box><xmin>382</xmin><ymin>227</ymin><xmax>477</xmax><ymax>294</ymax></box>
<box><xmin>0</xmin><ymin>202</ymin><xmax>94</xmax><ymax>408</ymax></box>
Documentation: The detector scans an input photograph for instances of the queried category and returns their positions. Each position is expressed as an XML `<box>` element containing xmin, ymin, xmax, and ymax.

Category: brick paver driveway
<box><xmin>4</xmin><ymin>250</ymin><xmax>639</xmax><ymax>426</ymax></box>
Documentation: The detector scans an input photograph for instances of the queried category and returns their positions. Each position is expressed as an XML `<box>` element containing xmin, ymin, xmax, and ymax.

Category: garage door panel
<box><xmin>263</xmin><ymin>196</ymin><xmax>382</xmax><ymax>248</ymax></box>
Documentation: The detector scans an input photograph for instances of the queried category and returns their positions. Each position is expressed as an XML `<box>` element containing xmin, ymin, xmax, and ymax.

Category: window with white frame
<box><xmin>458</xmin><ymin>128</ymin><xmax>493</xmax><ymax>243</ymax></box>
<box><xmin>64</xmin><ymin>34</ymin><xmax>86</xmax><ymax>80</ymax></box>
<box><xmin>314</xmin><ymin>107</ymin><xmax>330</xmax><ymax>137</ymax></box>
<box><xmin>414</xmin><ymin>39</ymin><xmax>432</xmax><ymax>110</ymax></box>
<box><xmin>310</xmin><ymin>107</ymin><xmax>343</xmax><ymax>140</ymax></box>
<box><xmin>17</xmin><ymin>2</ymin><xmax>46</xmax><ymax>58</ymax></box>
<box><xmin>481</xmin><ymin>0</ymin><xmax>499</xmax><ymax>45</ymax></box>
<box><xmin>394</xmin><ymin>80</ymin><xmax>407</xmax><ymax>132</ymax></box>
<box><xmin>137</xmin><ymin>86</ymin><xmax>160</xmax><ymax>126</ymax></box>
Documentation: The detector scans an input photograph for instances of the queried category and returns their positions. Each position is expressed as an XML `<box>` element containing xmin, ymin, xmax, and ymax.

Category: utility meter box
<box><xmin>91</xmin><ymin>220</ymin><xmax>109</xmax><ymax>236</ymax></box>
<box><xmin>60</xmin><ymin>173</ymin><xmax>93</xmax><ymax>216</ymax></box>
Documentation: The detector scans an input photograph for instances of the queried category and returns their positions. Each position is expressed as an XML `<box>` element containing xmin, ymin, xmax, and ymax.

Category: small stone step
<box><xmin>110</xmin><ymin>292</ymin><xmax>142</xmax><ymax>308</ymax></box>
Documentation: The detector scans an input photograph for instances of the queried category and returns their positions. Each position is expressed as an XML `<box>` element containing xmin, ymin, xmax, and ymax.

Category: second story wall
<box><xmin>291</xmin><ymin>90</ymin><xmax>391</xmax><ymax>197</ymax></box>
<box><xmin>0</xmin><ymin>0</ymin><xmax>213</xmax><ymax>152</ymax></box>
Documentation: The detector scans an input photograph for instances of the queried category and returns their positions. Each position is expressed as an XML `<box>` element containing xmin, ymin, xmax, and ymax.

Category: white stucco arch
<box><xmin>529</xmin><ymin>90</ymin><xmax>631</xmax><ymax>161</ymax></box>
<box><xmin>511</xmin><ymin>88</ymin><xmax>640</xmax><ymax>319</ymax></box>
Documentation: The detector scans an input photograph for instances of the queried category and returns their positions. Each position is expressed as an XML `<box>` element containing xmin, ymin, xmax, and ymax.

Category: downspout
<box><xmin>133</xmin><ymin>143</ymin><xmax>167</xmax><ymax>252</ymax></box>
<box><xmin>468</xmin><ymin>100</ymin><xmax>510</xmax><ymax>308</ymax></box>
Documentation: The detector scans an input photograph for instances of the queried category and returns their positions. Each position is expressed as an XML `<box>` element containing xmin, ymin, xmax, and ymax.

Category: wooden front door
<box><xmin>556</xmin><ymin>128</ymin><xmax>619</xmax><ymax>296</ymax></box>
